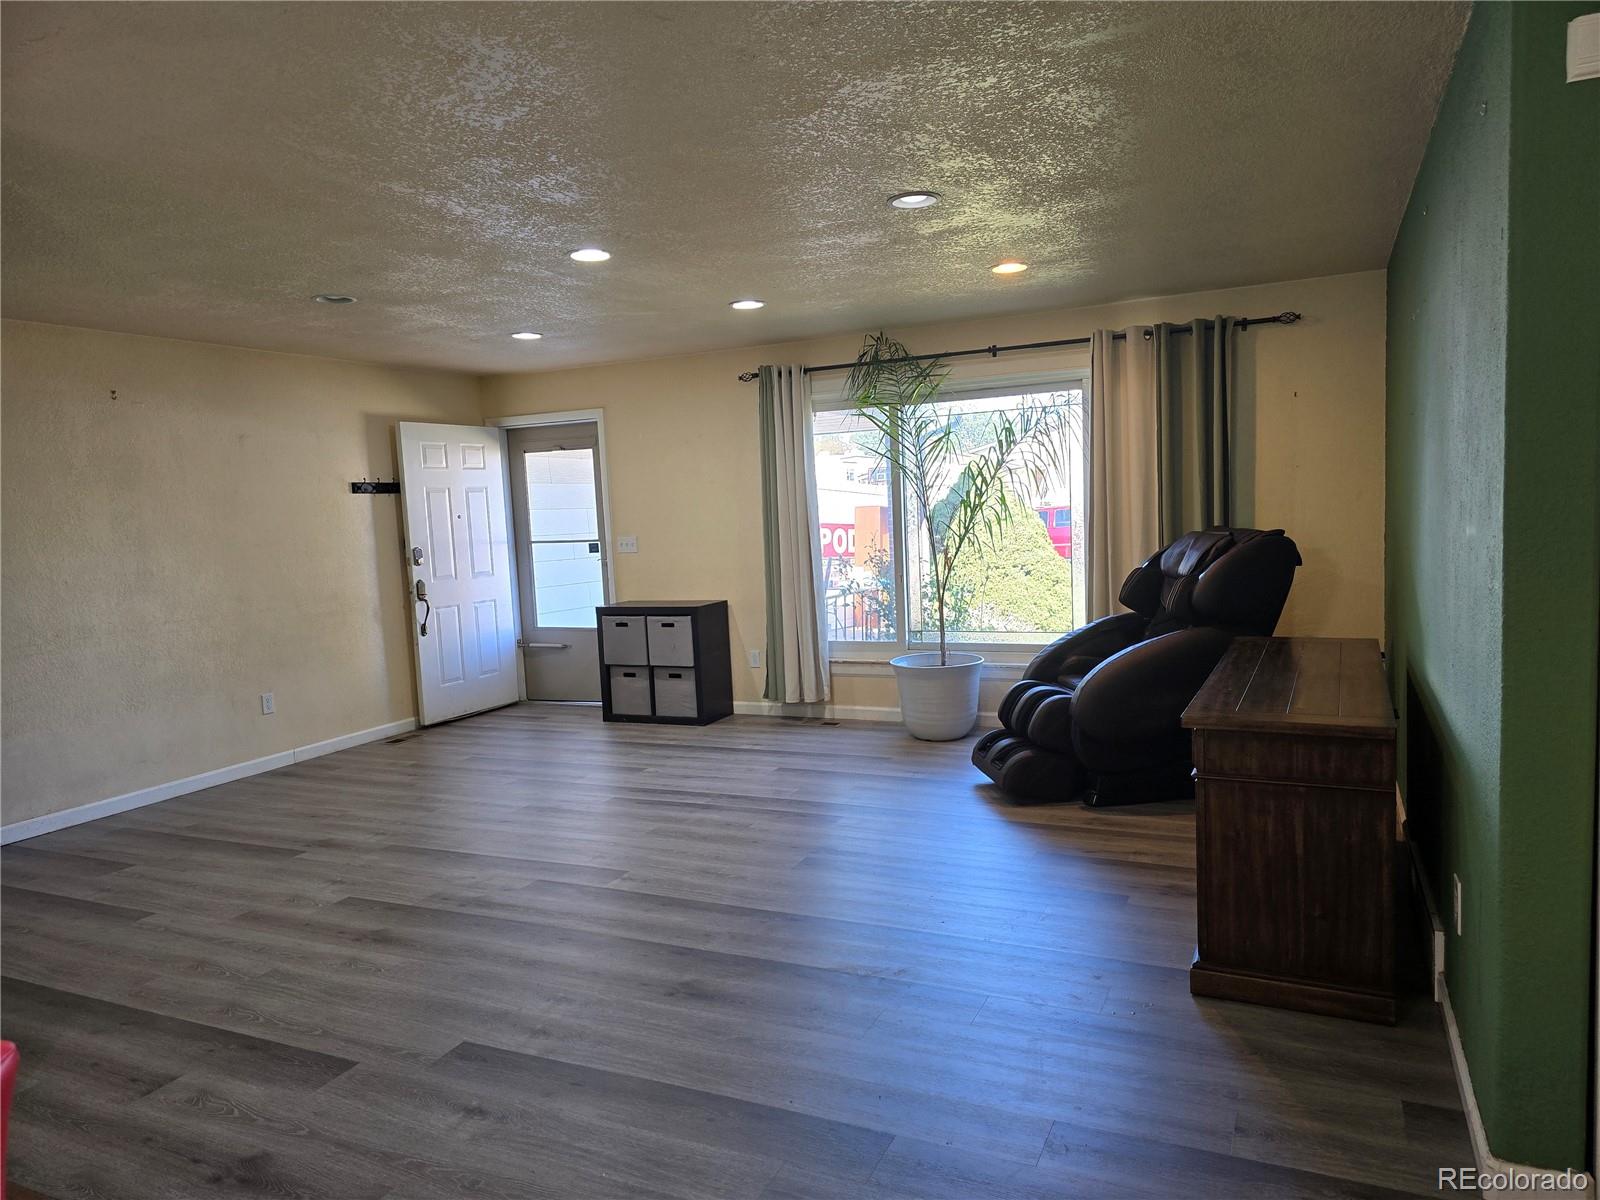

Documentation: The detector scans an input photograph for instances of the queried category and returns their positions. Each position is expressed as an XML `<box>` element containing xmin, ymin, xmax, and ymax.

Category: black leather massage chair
<box><xmin>972</xmin><ymin>528</ymin><xmax>1301</xmax><ymax>805</ymax></box>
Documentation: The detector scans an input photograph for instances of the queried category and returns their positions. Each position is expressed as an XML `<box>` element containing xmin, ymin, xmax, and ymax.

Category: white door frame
<box><xmin>488</xmin><ymin>408</ymin><xmax>618</xmax><ymax>672</ymax></box>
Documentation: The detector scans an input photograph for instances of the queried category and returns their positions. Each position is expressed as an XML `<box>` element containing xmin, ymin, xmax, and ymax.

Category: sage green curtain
<box><xmin>758</xmin><ymin>370</ymin><xmax>785</xmax><ymax>702</ymax></box>
<box><xmin>1155</xmin><ymin>316</ymin><xmax>1241</xmax><ymax>540</ymax></box>
<box><xmin>1086</xmin><ymin>327</ymin><xmax>1160</xmax><ymax>619</ymax></box>
<box><xmin>757</xmin><ymin>365</ymin><xmax>829</xmax><ymax>704</ymax></box>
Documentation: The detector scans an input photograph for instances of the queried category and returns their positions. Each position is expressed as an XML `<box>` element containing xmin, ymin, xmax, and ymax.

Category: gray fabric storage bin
<box><xmin>652</xmin><ymin>667</ymin><xmax>698</xmax><ymax>718</ymax></box>
<box><xmin>601</xmin><ymin>616</ymin><xmax>647</xmax><ymax>664</ymax></box>
<box><xmin>646</xmin><ymin>616</ymin><xmax>695</xmax><ymax>666</ymax></box>
<box><xmin>608</xmin><ymin>667</ymin><xmax>652</xmax><ymax>715</ymax></box>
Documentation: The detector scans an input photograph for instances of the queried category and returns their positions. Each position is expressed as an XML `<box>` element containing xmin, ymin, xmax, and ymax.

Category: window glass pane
<box><xmin>524</xmin><ymin>449</ymin><xmax>599</xmax><ymax>541</ymax></box>
<box><xmin>905</xmin><ymin>389</ymin><xmax>1086</xmax><ymax>644</ymax></box>
<box><xmin>523</xmin><ymin>447</ymin><xmax>603</xmax><ymax>628</ymax></box>
<box><xmin>530</xmin><ymin>540</ymin><xmax>603</xmax><ymax>628</ymax></box>
<box><xmin>812</xmin><ymin>409</ymin><xmax>896</xmax><ymax>643</ymax></box>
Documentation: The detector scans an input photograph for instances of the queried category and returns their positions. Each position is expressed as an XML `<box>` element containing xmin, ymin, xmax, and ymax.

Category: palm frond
<box><xmin>844</xmin><ymin>332</ymin><xmax>1073</xmax><ymax>663</ymax></box>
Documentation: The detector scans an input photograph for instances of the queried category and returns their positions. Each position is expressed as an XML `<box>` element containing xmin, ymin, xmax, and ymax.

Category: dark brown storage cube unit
<box><xmin>597</xmin><ymin>601</ymin><xmax>733</xmax><ymax>725</ymax></box>
<box><xmin>1183</xmin><ymin>637</ymin><xmax>1399</xmax><ymax>1024</ymax></box>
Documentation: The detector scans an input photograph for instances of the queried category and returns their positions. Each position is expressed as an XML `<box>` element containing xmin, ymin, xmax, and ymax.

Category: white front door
<box><xmin>395</xmin><ymin>422</ymin><xmax>521</xmax><ymax>725</ymax></box>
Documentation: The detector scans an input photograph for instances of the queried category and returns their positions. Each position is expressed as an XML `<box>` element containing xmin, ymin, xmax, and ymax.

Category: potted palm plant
<box><xmin>844</xmin><ymin>333</ymin><xmax>1069</xmax><ymax>740</ymax></box>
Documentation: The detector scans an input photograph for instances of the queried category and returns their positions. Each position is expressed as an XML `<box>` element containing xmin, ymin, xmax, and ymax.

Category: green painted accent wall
<box><xmin>1387</xmin><ymin>1</ymin><xmax>1600</xmax><ymax>1170</ymax></box>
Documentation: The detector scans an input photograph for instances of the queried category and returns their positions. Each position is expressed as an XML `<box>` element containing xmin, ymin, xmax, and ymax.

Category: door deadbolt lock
<box><xmin>411</xmin><ymin>546</ymin><xmax>425</xmax><ymax>566</ymax></box>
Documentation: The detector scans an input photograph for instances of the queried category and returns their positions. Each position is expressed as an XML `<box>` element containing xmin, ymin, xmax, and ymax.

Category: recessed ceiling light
<box><xmin>888</xmin><ymin>191</ymin><xmax>941</xmax><ymax>209</ymax></box>
<box><xmin>510</xmin><ymin>331</ymin><xmax>543</xmax><ymax>340</ymax></box>
<box><xmin>729</xmin><ymin>299</ymin><xmax>765</xmax><ymax>310</ymax></box>
<box><xmin>991</xmin><ymin>261</ymin><xmax>1029</xmax><ymax>275</ymax></box>
<box><xmin>569</xmin><ymin>248</ymin><xmax>611</xmax><ymax>263</ymax></box>
<box><xmin>313</xmin><ymin>293</ymin><xmax>356</xmax><ymax>304</ymax></box>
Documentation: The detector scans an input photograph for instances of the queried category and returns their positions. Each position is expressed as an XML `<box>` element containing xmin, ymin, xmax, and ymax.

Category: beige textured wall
<box><xmin>480</xmin><ymin>270</ymin><xmax>1388</xmax><ymax>709</ymax></box>
<box><xmin>1</xmin><ymin>320</ymin><xmax>481</xmax><ymax>825</ymax></box>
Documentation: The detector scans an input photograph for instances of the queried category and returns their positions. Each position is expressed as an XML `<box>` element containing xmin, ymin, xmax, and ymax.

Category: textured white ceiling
<box><xmin>1</xmin><ymin>2</ymin><xmax>1466</xmax><ymax>372</ymax></box>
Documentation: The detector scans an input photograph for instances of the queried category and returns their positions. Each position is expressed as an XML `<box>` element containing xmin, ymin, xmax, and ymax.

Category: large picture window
<box><xmin>812</xmin><ymin>379</ymin><xmax>1088</xmax><ymax>654</ymax></box>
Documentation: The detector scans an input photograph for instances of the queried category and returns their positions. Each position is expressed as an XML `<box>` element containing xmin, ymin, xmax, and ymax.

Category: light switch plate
<box><xmin>747</xmin><ymin>649</ymin><xmax>762</xmax><ymax>669</ymax></box>
<box><xmin>617</xmin><ymin>535</ymin><xmax>639</xmax><ymax>554</ymax></box>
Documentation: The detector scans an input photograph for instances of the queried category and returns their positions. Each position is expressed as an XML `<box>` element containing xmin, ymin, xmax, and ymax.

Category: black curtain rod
<box><xmin>736</xmin><ymin>310</ymin><xmax>1302</xmax><ymax>382</ymax></box>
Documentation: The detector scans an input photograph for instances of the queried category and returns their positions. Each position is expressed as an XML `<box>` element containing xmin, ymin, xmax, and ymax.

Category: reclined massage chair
<box><xmin>972</xmin><ymin>527</ymin><xmax>1301</xmax><ymax>805</ymax></box>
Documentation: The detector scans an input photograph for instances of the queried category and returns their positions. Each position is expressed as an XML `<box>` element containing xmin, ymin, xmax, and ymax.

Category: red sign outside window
<box><xmin>819</xmin><ymin>523</ymin><xmax>856</xmax><ymax>559</ymax></box>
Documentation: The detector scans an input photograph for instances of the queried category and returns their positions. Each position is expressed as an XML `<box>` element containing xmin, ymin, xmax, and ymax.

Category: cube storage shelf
<box><xmin>597</xmin><ymin>601</ymin><xmax>734</xmax><ymax>725</ymax></box>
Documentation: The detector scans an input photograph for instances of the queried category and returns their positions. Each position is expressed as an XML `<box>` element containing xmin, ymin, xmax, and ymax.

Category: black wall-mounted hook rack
<box><xmin>350</xmin><ymin>480</ymin><xmax>401</xmax><ymax>495</ymax></box>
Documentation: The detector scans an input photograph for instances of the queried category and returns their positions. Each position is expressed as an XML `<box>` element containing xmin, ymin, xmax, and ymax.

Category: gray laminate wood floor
<box><xmin>0</xmin><ymin>705</ymin><xmax>1470</xmax><ymax>1199</ymax></box>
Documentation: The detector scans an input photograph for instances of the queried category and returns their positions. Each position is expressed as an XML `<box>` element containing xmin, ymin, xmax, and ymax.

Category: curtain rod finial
<box><xmin>738</xmin><ymin>371</ymin><xmax>760</xmax><ymax>383</ymax></box>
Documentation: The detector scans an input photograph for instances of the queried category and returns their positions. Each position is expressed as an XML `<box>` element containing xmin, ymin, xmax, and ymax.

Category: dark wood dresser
<box><xmin>1183</xmin><ymin>637</ymin><xmax>1398</xmax><ymax>1023</ymax></box>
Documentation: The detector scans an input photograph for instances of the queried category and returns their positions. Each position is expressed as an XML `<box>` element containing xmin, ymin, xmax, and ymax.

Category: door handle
<box><xmin>414</xmin><ymin>579</ymin><xmax>431</xmax><ymax>637</ymax></box>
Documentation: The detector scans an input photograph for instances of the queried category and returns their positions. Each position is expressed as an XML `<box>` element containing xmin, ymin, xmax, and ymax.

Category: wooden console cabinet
<box><xmin>1183</xmin><ymin>637</ymin><xmax>1398</xmax><ymax>1023</ymax></box>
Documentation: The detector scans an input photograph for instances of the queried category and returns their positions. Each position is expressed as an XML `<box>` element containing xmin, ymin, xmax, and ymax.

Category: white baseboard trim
<box><xmin>290</xmin><ymin>719</ymin><xmax>417</xmax><ymax>764</ymax></box>
<box><xmin>0</xmin><ymin>718</ymin><xmax>417</xmax><ymax>846</ymax></box>
<box><xmin>1439</xmin><ymin>978</ymin><xmax>1595</xmax><ymax>1198</ymax></box>
<box><xmin>1411</xmin><ymin>798</ymin><xmax>1592</xmax><ymax>1196</ymax></box>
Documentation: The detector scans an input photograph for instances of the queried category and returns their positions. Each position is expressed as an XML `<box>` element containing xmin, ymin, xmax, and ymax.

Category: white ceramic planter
<box><xmin>890</xmin><ymin>651</ymin><xmax>984</xmax><ymax>741</ymax></box>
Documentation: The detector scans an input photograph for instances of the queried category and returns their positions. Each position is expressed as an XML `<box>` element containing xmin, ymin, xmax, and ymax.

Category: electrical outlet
<box><xmin>617</xmin><ymin>535</ymin><xmax>639</xmax><ymax>554</ymax></box>
<box><xmin>747</xmin><ymin>649</ymin><xmax>762</xmax><ymax>669</ymax></box>
<box><xmin>1452</xmin><ymin>873</ymin><xmax>1462</xmax><ymax>936</ymax></box>
<box><xmin>260</xmin><ymin>692</ymin><xmax>275</xmax><ymax>716</ymax></box>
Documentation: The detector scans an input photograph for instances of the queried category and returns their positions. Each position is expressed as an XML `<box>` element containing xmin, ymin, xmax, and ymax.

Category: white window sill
<box><xmin>828</xmin><ymin>656</ymin><xmax>1030</xmax><ymax>679</ymax></box>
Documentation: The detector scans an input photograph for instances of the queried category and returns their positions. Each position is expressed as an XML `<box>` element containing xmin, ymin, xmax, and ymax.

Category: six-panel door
<box><xmin>396</xmin><ymin>422</ymin><xmax>521</xmax><ymax>725</ymax></box>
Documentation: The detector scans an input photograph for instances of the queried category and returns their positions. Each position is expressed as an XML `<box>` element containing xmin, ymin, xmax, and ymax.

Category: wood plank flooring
<box><xmin>0</xmin><ymin>705</ymin><xmax>1471</xmax><ymax>1198</ymax></box>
